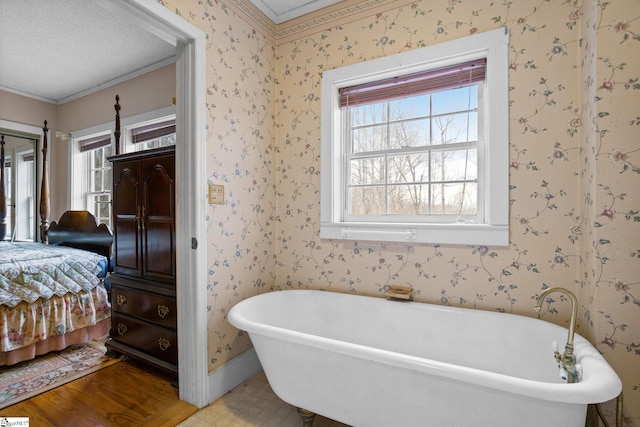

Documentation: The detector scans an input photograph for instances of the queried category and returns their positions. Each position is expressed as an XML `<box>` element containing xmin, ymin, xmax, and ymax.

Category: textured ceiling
<box><xmin>0</xmin><ymin>0</ymin><xmax>340</xmax><ymax>104</ymax></box>
<box><xmin>0</xmin><ymin>0</ymin><xmax>175</xmax><ymax>104</ymax></box>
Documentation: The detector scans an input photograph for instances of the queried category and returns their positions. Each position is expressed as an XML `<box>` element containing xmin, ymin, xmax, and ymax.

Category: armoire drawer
<box><xmin>110</xmin><ymin>284</ymin><xmax>177</xmax><ymax>330</ymax></box>
<box><xmin>110</xmin><ymin>313</ymin><xmax>178</xmax><ymax>364</ymax></box>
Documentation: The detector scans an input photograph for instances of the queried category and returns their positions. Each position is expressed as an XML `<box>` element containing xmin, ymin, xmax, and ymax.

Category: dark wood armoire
<box><xmin>106</xmin><ymin>146</ymin><xmax>177</xmax><ymax>379</ymax></box>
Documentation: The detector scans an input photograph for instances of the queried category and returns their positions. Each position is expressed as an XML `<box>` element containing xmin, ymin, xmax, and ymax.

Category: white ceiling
<box><xmin>0</xmin><ymin>0</ymin><xmax>338</xmax><ymax>105</ymax></box>
<box><xmin>249</xmin><ymin>0</ymin><xmax>342</xmax><ymax>24</ymax></box>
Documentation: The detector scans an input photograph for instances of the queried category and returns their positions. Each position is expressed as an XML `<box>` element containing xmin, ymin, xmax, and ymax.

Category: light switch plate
<box><xmin>208</xmin><ymin>184</ymin><xmax>224</xmax><ymax>204</ymax></box>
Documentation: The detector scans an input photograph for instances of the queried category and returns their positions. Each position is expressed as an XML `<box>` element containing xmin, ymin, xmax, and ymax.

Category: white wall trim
<box><xmin>108</xmin><ymin>0</ymin><xmax>209</xmax><ymax>407</ymax></box>
<box><xmin>120</xmin><ymin>105</ymin><xmax>176</xmax><ymax>129</ymax></box>
<box><xmin>175</xmin><ymin>32</ymin><xmax>209</xmax><ymax>408</ymax></box>
<box><xmin>0</xmin><ymin>120</ymin><xmax>43</xmax><ymax>138</ymax></box>
<box><xmin>207</xmin><ymin>349</ymin><xmax>263</xmax><ymax>404</ymax></box>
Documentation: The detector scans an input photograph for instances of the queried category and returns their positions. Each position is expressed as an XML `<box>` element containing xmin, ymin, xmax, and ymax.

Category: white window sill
<box><xmin>320</xmin><ymin>222</ymin><xmax>508</xmax><ymax>246</ymax></box>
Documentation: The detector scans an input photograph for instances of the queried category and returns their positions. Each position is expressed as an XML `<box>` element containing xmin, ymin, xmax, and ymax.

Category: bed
<box><xmin>0</xmin><ymin>122</ymin><xmax>113</xmax><ymax>366</ymax></box>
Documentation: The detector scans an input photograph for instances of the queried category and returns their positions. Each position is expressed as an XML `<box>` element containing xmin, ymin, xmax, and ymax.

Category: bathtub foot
<box><xmin>296</xmin><ymin>407</ymin><xmax>316</xmax><ymax>427</ymax></box>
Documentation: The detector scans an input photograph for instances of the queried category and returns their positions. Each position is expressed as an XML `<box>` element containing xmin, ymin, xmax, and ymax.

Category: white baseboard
<box><xmin>206</xmin><ymin>349</ymin><xmax>263</xmax><ymax>405</ymax></box>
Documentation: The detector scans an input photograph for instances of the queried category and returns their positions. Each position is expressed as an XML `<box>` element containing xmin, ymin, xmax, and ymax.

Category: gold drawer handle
<box><xmin>158</xmin><ymin>338</ymin><xmax>171</xmax><ymax>351</ymax></box>
<box><xmin>116</xmin><ymin>294</ymin><xmax>127</xmax><ymax>306</ymax></box>
<box><xmin>157</xmin><ymin>304</ymin><xmax>170</xmax><ymax>319</ymax></box>
<box><xmin>117</xmin><ymin>323</ymin><xmax>128</xmax><ymax>335</ymax></box>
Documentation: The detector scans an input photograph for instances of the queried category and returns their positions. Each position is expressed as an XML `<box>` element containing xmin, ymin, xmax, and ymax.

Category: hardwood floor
<box><xmin>0</xmin><ymin>359</ymin><xmax>197</xmax><ymax>427</ymax></box>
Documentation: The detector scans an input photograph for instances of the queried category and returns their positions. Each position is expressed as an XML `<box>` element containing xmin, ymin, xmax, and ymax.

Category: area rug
<box><xmin>0</xmin><ymin>338</ymin><xmax>123</xmax><ymax>409</ymax></box>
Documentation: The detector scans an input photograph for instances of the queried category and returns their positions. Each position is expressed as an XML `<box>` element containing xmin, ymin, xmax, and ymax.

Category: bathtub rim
<box><xmin>228</xmin><ymin>289</ymin><xmax>622</xmax><ymax>405</ymax></box>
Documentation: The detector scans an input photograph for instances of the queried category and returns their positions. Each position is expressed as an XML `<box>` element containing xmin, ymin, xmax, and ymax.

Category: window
<box><xmin>321</xmin><ymin>28</ymin><xmax>509</xmax><ymax>246</ymax></box>
<box><xmin>129</xmin><ymin>119</ymin><xmax>176</xmax><ymax>152</ymax></box>
<box><xmin>79</xmin><ymin>134</ymin><xmax>113</xmax><ymax>227</ymax></box>
<box><xmin>69</xmin><ymin>107</ymin><xmax>176</xmax><ymax>227</ymax></box>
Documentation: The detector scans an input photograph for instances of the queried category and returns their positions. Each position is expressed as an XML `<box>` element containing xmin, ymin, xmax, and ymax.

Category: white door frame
<box><xmin>105</xmin><ymin>0</ymin><xmax>208</xmax><ymax>407</ymax></box>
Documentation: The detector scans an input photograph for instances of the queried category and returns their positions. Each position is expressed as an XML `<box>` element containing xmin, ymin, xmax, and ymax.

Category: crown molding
<box><xmin>228</xmin><ymin>0</ymin><xmax>417</xmax><ymax>45</ymax></box>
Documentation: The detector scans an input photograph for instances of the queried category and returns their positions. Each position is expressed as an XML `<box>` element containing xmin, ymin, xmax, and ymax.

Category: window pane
<box><xmin>430</xmin><ymin>149</ymin><xmax>477</xmax><ymax>182</ymax></box>
<box><xmin>131</xmin><ymin>132</ymin><xmax>176</xmax><ymax>152</ymax></box>
<box><xmin>161</xmin><ymin>134</ymin><xmax>176</xmax><ymax>146</ymax></box>
<box><xmin>350</xmin><ymin>157</ymin><xmax>385</xmax><ymax>185</ymax></box>
<box><xmin>432</xmin><ymin>111</ymin><xmax>478</xmax><ymax>145</ymax></box>
<box><xmin>432</xmin><ymin>85</ymin><xmax>477</xmax><ymax>115</ymax></box>
<box><xmin>83</xmin><ymin>143</ymin><xmax>112</xmax><ymax>228</ymax></box>
<box><xmin>349</xmin><ymin>186</ymin><xmax>386</xmax><ymax>215</ymax></box>
<box><xmin>93</xmin><ymin>151</ymin><xmax>102</xmax><ymax>168</ymax></box>
<box><xmin>93</xmin><ymin>170</ymin><xmax>103</xmax><ymax>192</ymax></box>
<box><xmin>97</xmin><ymin>195</ymin><xmax>111</xmax><ymax>221</ymax></box>
<box><xmin>350</xmin><ymin>103</ymin><xmax>387</xmax><ymax>126</ymax></box>
<box><xmin>352</xmin><ymin>125</ymin><xmax>386</xmax><ymax>153</ymax></box>
<box><xmin>388</xmin><ymin>184</ymin><xmax>429</xmax><ymax>215</ymax></box>
<box><xmin>430</xmin><ymin>182</ymin><xmax>477</xmax><ymax>215</ymax></box>
<box><xmin>387</xmin><ymin>153</ymin><xmax>429</xmax><ymax>184</ymax></box>
<box><xmin>389</xmin><ymin>118</ymin><xmax>430</xmax><ymax>149</ymax></box>
<box><xmin>105</xmin><ymin>168</ymin><xmax>112</xmax><ymax>187</ymax></box>
<box><xmin>388</xmin><ymin>94</ymin><xmax>430</xmax><ymax>121</ymax></box>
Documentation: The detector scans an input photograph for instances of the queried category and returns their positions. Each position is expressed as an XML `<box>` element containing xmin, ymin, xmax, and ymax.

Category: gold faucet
<box><xmin>535</xmin><ymin>287</ymin><xmax>579</xmax><ymax>383</ymax></box>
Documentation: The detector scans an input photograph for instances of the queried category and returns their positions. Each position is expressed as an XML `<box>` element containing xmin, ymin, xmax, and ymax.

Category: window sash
<box><xmin>83</xmin><ymin>146</ymin><xmax>112</xmax><ymax>228</ymax></box>
<box><xmin>343</xmin><ymin>85</ymin><xmax>484</xmax><ymax>223</ymax></box>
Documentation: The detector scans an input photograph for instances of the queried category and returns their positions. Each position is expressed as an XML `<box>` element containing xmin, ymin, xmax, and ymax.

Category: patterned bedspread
<box><xmin>0</xmin><ymin>242</ymin><xmax>108</xmax><ymax>308</ymax></box>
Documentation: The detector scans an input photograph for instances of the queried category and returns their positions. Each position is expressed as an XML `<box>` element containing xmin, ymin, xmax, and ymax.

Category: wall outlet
<box><xmin>208</xmin><ymin>184</ymin><xmax>224</xmax><ymax>204</ymax></box>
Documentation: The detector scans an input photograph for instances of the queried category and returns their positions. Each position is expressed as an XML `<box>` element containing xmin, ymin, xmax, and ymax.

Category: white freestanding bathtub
<box><xmin>228</xmin><ymin>290</ymin><xmax>621</xmax><ymax>427</ymax></box>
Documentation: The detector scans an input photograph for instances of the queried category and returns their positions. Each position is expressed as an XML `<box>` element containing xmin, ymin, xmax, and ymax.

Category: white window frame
<box><xmin>121</xmin><ymin>105</ymin><xmax>176</xmax><ymax>153</ymax></box>
<box><xmin>321</xmin><ymin>28</ymin><xmax>510</xmax><ymax>246</ymax></box>
<box><xmin>69</xmin><ymin>125</ymin><xmax>113</xmax><ymax>212</ymax></box>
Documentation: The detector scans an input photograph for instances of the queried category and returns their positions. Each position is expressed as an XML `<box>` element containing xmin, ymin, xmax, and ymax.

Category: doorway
<box><xmin>107</xmin><ymin>0</ymin><xmax>208</xmax><ymax>407</ymax></box>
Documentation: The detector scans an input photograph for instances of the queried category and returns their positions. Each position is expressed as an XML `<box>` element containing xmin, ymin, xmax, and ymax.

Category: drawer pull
<box><xmin>157</xmin><ymin>304</ymin><xmax>170</xmax><ymax>319</ymax></box>
<box><xmin>117</xmin><ymin>323</ymin><xmax>128</xmax><ymax>335</ymax></box>
<box><xmin>158</xmin><ymin>337</ymin><xmax>171</xmax><ymax>351</ymax></box>
<box><xmin>116</xmin><ymin>294</ymin><xmax>127</xmax><ymax>306</ymax></box>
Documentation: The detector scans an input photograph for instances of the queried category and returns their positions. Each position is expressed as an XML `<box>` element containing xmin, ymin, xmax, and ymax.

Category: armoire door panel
<box><xmin>144</xmin><ymin>221</ymin><xmax>175</xmax><ymax>281</ymax></box>
<box><xmin>141</xmin><ymin>155</ymin><xmax>175</xmax><ymax>282</ymax></box>
<box><xmin>112</xmin><ymin>165</ymin><xmax>141</xmax><ymax>276</ymax></box>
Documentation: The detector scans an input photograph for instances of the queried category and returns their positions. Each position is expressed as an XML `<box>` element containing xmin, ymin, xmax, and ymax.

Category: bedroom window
<box><xmin>70</xmin><ymin>108</ymin><xmax>176</xmax><ymax>225</ymax></box>
<box><xmin>80</xmin><ymin>134</ymin><xmax>113</xmax><ymax>227</ymax></box>
<box><xmin>128</xmin><ymin>119</ymin><xmax>176</xmax><ymax>152</ymax></box>
<box><xmin>321</xmin><ymin>28</ymin><xmax>509</xmax><ymax>246</ymax></box>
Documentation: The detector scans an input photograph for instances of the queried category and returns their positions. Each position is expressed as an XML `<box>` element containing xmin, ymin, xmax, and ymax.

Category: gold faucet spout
<box><xmin>535</xmin><ymin>287</ymin><xmax>579</xmax><ymax>383</ymax></box>
<box><xmin>535</xmin><ymin>287</ymin><xmax>577</xmax><ymax>347</ymax></box>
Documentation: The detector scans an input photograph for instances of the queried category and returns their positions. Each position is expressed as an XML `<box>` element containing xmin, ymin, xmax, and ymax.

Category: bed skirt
<box><xmin>0</xmin><ymin>318</ymin><xmax>111</xmax><ymax>366</ymax></box>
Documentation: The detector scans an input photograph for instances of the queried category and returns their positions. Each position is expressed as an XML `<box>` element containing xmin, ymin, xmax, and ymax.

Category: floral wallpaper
<box><xmin>160</xmin><ymin>0</ymin><xmax>638</xmax><ymax>424</ymax></box>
